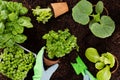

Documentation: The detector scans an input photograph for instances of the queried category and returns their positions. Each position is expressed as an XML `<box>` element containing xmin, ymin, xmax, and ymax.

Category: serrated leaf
<box><xmin>95</xmin><ymin>1</ymin><xmax>104</xmax><ymax>14</ymax></box>
<box><xmin>97</xmin><ymin>66</ymin><xmax>111</xmax><ymax>80</ymax></box>
<box><xmin>85</xmin><ymin>47</ymin><xmax>100</xmax><ymax>63</ymax></box>
<box><xmin>72</xmin><ymin>0</ymin><xmax>93</xmax><ymax>25</ymax></box>
<box><xmin>102</xmin><ymin>52</ymin><xmax>115</xmax><ymax>68</ymax></box>
<box><xmin>89</xmin><ymin>16</ymin><xmax>115</xmax><ymax>38</ymax></box>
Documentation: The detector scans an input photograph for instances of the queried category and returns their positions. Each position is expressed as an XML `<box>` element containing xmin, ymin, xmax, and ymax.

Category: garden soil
<box><xmin>0</xmin><ymin>0</ymin><xmax>120</xmax><ymax>80</ymax></box>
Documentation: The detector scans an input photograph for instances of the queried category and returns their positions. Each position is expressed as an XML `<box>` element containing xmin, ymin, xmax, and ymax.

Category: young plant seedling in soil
<box><xmin>32</xmin><ymin>2</ymin><xmax>69</xmax><ymax>24</ymax></box>
<box><xmin>42</xmin><ymin>29</ymin><xmax>79</xmax><ymax>59</ymax></box>
<box><xmin>0</xmin><ymin>45</ymin><xmax>35</xmax><ymax>80</ymax></box>
<box><xmin>72</xmin><ymin>0</ymin><xmax>115</xmax><ymax>38</ymax></box>
<box><xmin>71</xmin><ymin>56</ymin><xmax>97</xmax><ymax>80</ymax></box>
<box><xmin>85</xmin><ymin>47</ymin><xmax>115</xmax><ymax>80</ymax></box>
<box><xmin>0</xmin><ymin>0</ymin><xmax>33</xmax><ymax>48</ymax></box>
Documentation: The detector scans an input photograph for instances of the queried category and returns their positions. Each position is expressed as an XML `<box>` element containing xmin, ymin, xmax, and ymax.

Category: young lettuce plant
<box><xmin>85</xmin><ymin>47</ymin><xmax>115</xmax><ymax>80</ymax></box>
<box><xmin>72</xmin><ymin>0</ymin><xmax>115</xmax><ymax>38</ymax></box>
<box><xmin>0</xmin><ymin>0</ymin><xmax>33</xmax><ymax>48</ymax></box>
<box><xmin>0</xmin><ymin>45</ymin><xmax>35</xmax><ymax>80</ymax></box>
<box><xmin>42</xmin><ymin>29</ymin><xmax>79</xmax><ymax>59</ymax></box>
<box><xmin>32</xmin><ymin>6</ymin><xmax>53</xmax><ymax>24</ymax></box>
<box><xmin>32</xmin><ymin>2</ymin><xmax>69</xmax><ymax>24</ymax></box>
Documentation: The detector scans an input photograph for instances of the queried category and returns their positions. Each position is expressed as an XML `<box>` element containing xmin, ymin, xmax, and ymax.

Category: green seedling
<box><xmin>72</xmin><ymin>0</ymin><xmax>115</xmax><ymax>38</ymax></box>
<box><xmin>71</xmin><ymin>56</ymin><xmax>97</xmax><ymax>80</ymax></box>
<box><xmin>32</xmin><ymin>6</ymin><xmax>53</xmax><ymax>24</ymax></box>
<box><xmin>85</xmin><ymin>47</ymin><xmax>115</xmax><ymax>80</ymax></box>
<box><xmin>42</xmin><ymin>29</ymin><xmax>79</xmax><ymax>59</ymax></box>
<box><xmin>0</xmin><ymin>45</ymin><xmax>35</xmax><ymax>80</ymax></box>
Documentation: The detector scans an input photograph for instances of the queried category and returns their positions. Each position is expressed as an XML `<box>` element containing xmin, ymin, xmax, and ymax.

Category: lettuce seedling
<box><xmin>32</xmin><ymin>6</ymin><xmax>53</xmax><ymax>24</ymax></box>
<box><xmin>42</xmin><ymin>29</ymin><xmax>79</xmax><ymax>59</ymax></box>
<box><xmin>72</xmin><ymin>0</ymin><xmax>115</xmax><ymax>38</ymax></box>
<box><xmin>85</xmin><ymin>47</ymin><xmax>115</xmax><ymax>80</ymax></box>
<box><xmin>0</xmin><ymin>45</ymin><xmax>35</xmax><ymax>80</ymax></box>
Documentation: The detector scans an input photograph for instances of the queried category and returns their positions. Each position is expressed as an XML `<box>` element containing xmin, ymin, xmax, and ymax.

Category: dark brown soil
<box><xmin>1</xmin><ymin>0</ymin><xmax>120</xmax><ymax>80</ymax></box>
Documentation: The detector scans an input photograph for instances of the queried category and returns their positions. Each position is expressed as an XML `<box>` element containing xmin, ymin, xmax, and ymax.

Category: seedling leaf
<box><xmin>95</xmin><ymin>1</ymin><xmax>104</xmax><ymax>14</ymax></box>
<box><xmin>85</xmin><ymin>47</ymin><xmax>100</xmax><ymax>63</ymax></box>
<box><xmin>89</xmin><ymin>16</ymin><xmax>115</xmax><ymax>38</ymax></box>
<box><xmin>95</xmin><ymin>62</ymin><xmax>105</xmax><ymax>70</ymax></box>
<box><xmin>101</xmin><ymin>52</ymin><xmax>115</xmax><ymax>68</ymax></box>
<box><xmin>72</xmin><ymin>0</ymin><xmax>93</xmax><ymax>25</ymax></box>
<box><xmin>97</xmin><ymin>66</ymin><xmax>111</xmax><ymax>80</ymax></box>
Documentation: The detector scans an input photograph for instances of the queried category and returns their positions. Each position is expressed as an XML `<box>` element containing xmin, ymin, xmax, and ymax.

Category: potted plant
<box><xmin>72</xmin><ymin>0</ymin><xmax>115</xmax><ymax>38</ymax></box>
<box><xmin>85</xmin><ymin>47</ymin><xmax>119</xmax><ymax>80</ymax></box>
<box><xmin>32</xmin><ymin>2</ymin><xmax>69</xmax><ymax>24</ymax></box>
<box><xmin>42</xmin><ymin>29</ymin><xmax>79</xmax><ymax>66</ymax></box>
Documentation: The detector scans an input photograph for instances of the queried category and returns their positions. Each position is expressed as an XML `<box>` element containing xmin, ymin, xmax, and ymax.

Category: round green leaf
<box><xmin>95</xmin><ymin>62</ymin><xmax>105</xmax><ymax>70</ymax></box>
<box><xmin>85</xmin><ymin>47</ymin><xmax>100</xmax><ymax>63</ymax></box>
<box><xmin>95</xmin><ymin>1</ymin><xmax>104</xmax><ymax>14</ymax></box>
<box><xmin>72</xmin><ymin>0</ymin><xmax>93</xmax><ymax>25</ymax></box>
<box><xmin>97</xmin><ymin>66</ymin><xmax>111</xmax><ymax>80</ymax></box>
<box><xmin>89</xmin><ymin>16</ymin><xmax>115</xmax><ymax>38</ymax></box>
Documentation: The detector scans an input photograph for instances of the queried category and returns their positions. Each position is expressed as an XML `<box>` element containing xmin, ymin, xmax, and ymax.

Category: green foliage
<box><xmin>72</xmin><ymin>0</ymin><xmax>115</xmax><ymax>38</ymax></box>
<box><xmin>85</xmin><ymin>47</ymin><xmax>100</xmax><ymax>63</ymax></box>
<box><xmin>72</xmin><ymin>0</ymin><xmax>92</xmax><ymax>25</ymax></box>
<box><xmin>0</xmin><ymin>45</ymin><xmax>35</xmax><ymax>80</ymax></box>
<box><xmin>32</xmin><ymin>6</ymin><xmax>53</xmax><ymax>24</ymax></box>
<box><xmin>85</xmin><ymin>47</ymin><xmax>115</xmax><ymax>80</ymax></box>
<box><xmin>42</xmin><ymin>29</ymin><xmax>79</xmax><ymax>59</ymax></box>
<box><xmin>0</xmin><ymin>0</ymin><xmax>33</xmax><ymax>48</ymax></box>
<box><xmin>89</xmin><ymin>16</ymin><xmax>115</xmax><ymax>38</ymax></box>
<box><xmin>97</xmin><ymin>66</ymin><xmax>111</xmax><ymax>80</ymax></box>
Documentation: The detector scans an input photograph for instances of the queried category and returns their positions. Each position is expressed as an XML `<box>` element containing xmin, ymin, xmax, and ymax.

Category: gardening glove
<box><xmin>32</xmin><ymin>46</ymin><xmax>59</xmax><ymax>80</ymax></box>
<box><xmin>83</xmin><ymin>74</ymin><xmax>90</xmax><ymax>80</ymax></box>
<box><xmin>83</xmin><ymin>70</ymin><xmax>97</xmax><ymax>80</ymax></box>
<box><xmin>41</xmin><ymin>64</ymin><xmax>59</xmax><ymax>80</ymax></box>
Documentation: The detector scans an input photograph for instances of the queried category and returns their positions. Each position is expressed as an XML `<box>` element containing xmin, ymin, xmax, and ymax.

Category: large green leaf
<box><xmin>14</xmin><ymin>34</ymin><xmax>27</xmax><ymax>43</ymax></box>
<box><xmin>97</xmin><ymin>66</ymin><xmax>111</xmax><ymax>80</ymax></box>
<box><xmin>72</xmin><ymin>0</ymin><xmax>93</xmax><ymax>25</ymax></box>
<box><xmin>17</xmin><ymin>16</ymin><xmax>33</xmax><ymax>28</ymax></box>
<box><xmin>95</xmin><ymin>1</ymin><xmax>104</xmax><ymax>14</ymax></box>
<box><xmin>85</xmin><ymin>47</ymin><xmax>100</xmax><ymax>63</ymax></box>
<box><xmin>89</xmin><ymin>16</ymin><xmax>115</xmax><ymax>38</ymax></box>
